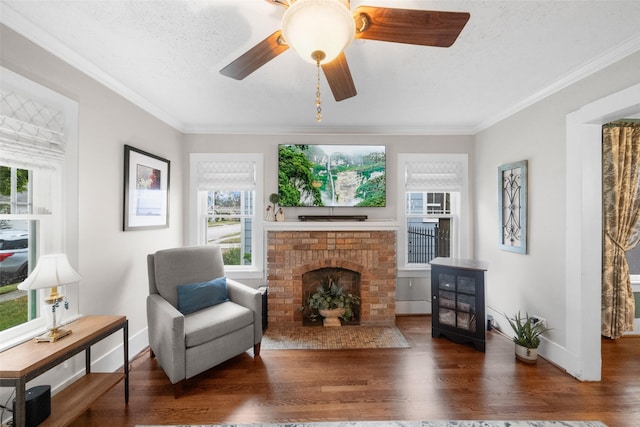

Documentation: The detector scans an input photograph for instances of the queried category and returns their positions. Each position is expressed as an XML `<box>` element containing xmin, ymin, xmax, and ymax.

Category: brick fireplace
<box><xmin>266</xmin><ymin>226</ymin><xmax>397</xmax><ymax>326</ymax></box>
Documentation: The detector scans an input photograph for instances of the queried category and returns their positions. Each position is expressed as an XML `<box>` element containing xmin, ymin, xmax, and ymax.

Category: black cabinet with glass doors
<box><xmin>429</xmin><ymin>257</ymin><xmax>488</xmax><ymax>352</ymax></box>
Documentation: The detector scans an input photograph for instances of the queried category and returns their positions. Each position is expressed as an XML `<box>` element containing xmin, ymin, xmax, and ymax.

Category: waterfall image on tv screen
<box><xmin>278</xmin><ymin>144</ymin><xmax>386</xmax><ymax>207</ymax></box>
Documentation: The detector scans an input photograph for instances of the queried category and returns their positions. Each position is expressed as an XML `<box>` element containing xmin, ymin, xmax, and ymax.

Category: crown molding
<box><xmin>473</xmin><ymin>33</ymin><xmax>640</xmax><ymax>134</ymax></box>
<box><xmin>0</xmin><ymin>3</ymin><xmax>185</xmax><ymax>132</ymax></box>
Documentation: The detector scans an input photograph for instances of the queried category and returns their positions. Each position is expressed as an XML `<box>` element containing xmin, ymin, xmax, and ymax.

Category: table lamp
<box><xmin>18</xmin><ymin>253</ymin><xmax>82</xmax><ymax>342</ymax></box>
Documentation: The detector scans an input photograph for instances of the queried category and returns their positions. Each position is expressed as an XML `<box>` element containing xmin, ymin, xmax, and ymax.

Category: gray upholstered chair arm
<box><xmin>146</xmin><ymin>293</ymin><xmax>186</xmax><ymax>384</ymax></box>
<box><xmin>227</xmin><ymin>279</ymin><xmax>262</xmax><ymax>344</ymax></box>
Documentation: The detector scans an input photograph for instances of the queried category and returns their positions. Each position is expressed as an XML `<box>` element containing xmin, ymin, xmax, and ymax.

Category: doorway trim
<box><xmin>566</xmin><ymin>82</ymin><xmax>640</xmax><ymax>380</ymax></box>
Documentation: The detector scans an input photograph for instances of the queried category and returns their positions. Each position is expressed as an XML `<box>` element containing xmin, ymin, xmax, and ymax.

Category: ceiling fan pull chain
<box><xmin>315</xmin><ymin>57</ymin><xmax>323</xmax><ymax>122</ymax></box>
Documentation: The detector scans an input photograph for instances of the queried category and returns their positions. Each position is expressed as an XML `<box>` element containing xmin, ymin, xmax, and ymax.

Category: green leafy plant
<box><xmin>302</xmin><ymin>274</ymin><xmax>360</xmax><ymax>321</ymax></box>
<box><xmin>505</xmin><ymin>311</ymin><xmax>550</xmax><ymax>349</ymax></box>
<box><xmin>269</xmin><ymin>193</ymin><xmax>280</xmax><ymax>210</ymax></box>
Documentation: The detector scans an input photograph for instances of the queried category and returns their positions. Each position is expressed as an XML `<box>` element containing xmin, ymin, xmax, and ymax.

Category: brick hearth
<box><xmin>267</xmin><ymin>230</ymin><xmax>397</xmax><ymax>325</ymax></box>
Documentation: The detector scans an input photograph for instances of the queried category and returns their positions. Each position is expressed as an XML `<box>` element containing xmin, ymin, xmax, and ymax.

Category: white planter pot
<box><xmin>318</xmin><ymin>308</ymin><xmax>346</xmax><ymax>327</ymax></box>
<box><xmin>515</xmin><ymin>343</ymin><xmax>538</xmax><ymax>363</ymax></box>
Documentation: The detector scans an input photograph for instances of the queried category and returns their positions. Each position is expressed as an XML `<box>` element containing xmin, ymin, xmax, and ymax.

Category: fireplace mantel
<box><xmin>264</xmin><ymin>220</ymin><xmax>399</xmax><ymax>232</ymax></box>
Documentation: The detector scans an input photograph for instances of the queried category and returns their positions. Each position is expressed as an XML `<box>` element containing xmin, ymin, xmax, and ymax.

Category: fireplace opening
<box><xmin>301</xmin><ymin>267</ymin><xmax>361</xmax><ymax>326</ymax></box>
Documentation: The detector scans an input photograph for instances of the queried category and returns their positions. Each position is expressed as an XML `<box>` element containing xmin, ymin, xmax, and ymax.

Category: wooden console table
<box><xmin>0</xmin><ymin>315</ymin><xmax>128</xmax><ymax>427</ymax></box>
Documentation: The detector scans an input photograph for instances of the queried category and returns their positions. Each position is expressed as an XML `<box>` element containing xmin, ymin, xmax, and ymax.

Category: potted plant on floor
<box><xmin>302</xmin><ymin>273</ymin><xmax>360</xmax><ymax>327</ymax></box>
<box><xmin>506</xmin><ymin>311</ymin><xmax>550</xmax><ymax>363</ymax></box>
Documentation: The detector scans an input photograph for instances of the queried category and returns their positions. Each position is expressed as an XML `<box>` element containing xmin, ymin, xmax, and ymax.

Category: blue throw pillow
<box><xmin>177</xmin><ymin>276</ymin><xmax>229</xmax><ymax>315</ymax></box>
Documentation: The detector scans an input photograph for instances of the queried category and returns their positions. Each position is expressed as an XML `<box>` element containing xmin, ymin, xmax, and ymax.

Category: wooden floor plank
<box><xmin>69</xmin><ymin>316</ymin><xmax>640</xmax><ymax>427</ymax></box>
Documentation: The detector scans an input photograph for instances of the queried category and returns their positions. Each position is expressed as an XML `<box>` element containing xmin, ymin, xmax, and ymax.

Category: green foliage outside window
<box><xmin>1</xmin><ymin>166</ymin><xmax>30</xmax><ymax>215</ymax></box>
<box><xmin>0</xmin><ymin>166</ymin><xmax>29</xmax><ymax>196</ymax></box>
<box><xmin>0</xmin><ymin>286</ymin><xmax>28</xmax><ymax>332</ymax></box>
<box><xmin>222</xmin><ymin>247</ymin><xmax>252</xmax><ymax>266</ymax></box>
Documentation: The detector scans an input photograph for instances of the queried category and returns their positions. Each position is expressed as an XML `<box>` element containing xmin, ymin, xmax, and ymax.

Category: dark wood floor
<box><xmin>71</xmin><ymin>316</ymin><xmax>640</xmax><ymax>427</ymax></box>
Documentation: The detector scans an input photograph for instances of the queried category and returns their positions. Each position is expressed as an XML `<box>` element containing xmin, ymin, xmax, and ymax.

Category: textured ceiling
<box><xmin>2</xmin><ymin>0</ymin><xmax>640</xmax><ymax>134</ymax></box>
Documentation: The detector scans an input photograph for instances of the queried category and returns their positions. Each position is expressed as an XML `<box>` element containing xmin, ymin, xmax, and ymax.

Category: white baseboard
<box><xmin>92</xmin><ymin>326</ymin><xmax>149</xmax><ymax>372</ymax></box>
<box><xmin>56</xmin><ymin>327</ymin><xmax>149</xmax><ymax>394</ymax></box>
<box><xmin>396</xmin><ymin>300</ymin><xmax>431</xmax><ymax>314</ymax></box>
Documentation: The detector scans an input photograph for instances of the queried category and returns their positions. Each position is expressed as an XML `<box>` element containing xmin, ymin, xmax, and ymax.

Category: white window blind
<box><xmin>196</xmin><ymin>160</ymin><xmax>256</xmax><ymax>191</ymax></box>
<box><xmin>405</xmin><ymin>161</ymin><xmax>463</xmax><ymax>192</ymax></box>
<box><xmin>0</xmin><ymin>87</ymin><xmax>66</xmax><ymax>169</ymax></box>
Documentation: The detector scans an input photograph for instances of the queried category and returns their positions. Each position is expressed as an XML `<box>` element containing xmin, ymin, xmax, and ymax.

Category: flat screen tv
<box><xmin>278</xmin><ymin>144</ymin><xmax>386</xmax><ymax>207</ymax></box>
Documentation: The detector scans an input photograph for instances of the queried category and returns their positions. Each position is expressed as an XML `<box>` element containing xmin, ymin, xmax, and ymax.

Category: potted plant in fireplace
<box><xmin>302</xmin><ymin>274</ymin><xmax>360</xmax><ymax>327</ymax></box>
<box><xmin>506</xmin><ymin>311</ymin><xmax>550</xmax><ymax>363</ymax></box>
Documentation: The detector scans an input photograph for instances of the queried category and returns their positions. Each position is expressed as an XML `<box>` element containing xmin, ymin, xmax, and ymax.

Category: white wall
<box><xmin>184</xmin><ymin>133</ymin><xmax>475</xmax><ymax>223</ymax></box>
<box><xmin>474</xmin><ymin>50</ymin><xmax>640</xmax><ymax>377</ymax></box>
<box><xmin>1</xmin><ymin>25</ymin><xmax>184</xmax><ymax>395</ymax></box>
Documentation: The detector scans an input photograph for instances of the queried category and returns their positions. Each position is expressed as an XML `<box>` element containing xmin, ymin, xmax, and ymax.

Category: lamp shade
<box><xmin>281</xmin><ymin>0</ymin><xmax>355</xmax><ymax>64</ymax></box>
<box><xmin>18</xmin><ymin>254</ymin><xmax>81</xmax><ymax>290</ymax></box>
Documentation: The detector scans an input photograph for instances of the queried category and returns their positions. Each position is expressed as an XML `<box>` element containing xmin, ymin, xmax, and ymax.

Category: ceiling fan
<box><xmin>220</xmin><ymin>0</ymin><xmax>470</xmax><ymax>121</ymax></box>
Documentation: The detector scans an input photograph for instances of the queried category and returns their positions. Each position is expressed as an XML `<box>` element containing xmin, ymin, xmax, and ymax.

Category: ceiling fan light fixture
<box><xmin>281</xmin><ymin>0</ymin><xmax>355</xmax><ymax>65</ymax></box>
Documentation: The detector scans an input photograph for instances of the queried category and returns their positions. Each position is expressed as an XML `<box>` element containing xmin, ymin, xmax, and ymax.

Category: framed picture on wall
<box><xmin>498</xmin><ymin>160</ymin><xmax>527</xmax><ymax>253</ymax></box>
<box><xmin>123</xmin><ymin>145</ymin><xmax>170</xmax><ymax>231</ymax></box>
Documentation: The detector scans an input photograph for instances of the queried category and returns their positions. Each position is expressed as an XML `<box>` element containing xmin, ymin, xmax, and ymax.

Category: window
<box><xmin>0</xmin><ymin>67</ymin><xmax>78</xmax><ymax>345</ymax></box>
<box><xmin>0</xmin><ymin>165</ymin><xmax>36</xmax><ymax>332</ymax></box>
<box><xmin>625</xmin><ymin>176</ymin><xmax>640</xmax><ymax>331</ymax></box>
<box><xmin>206</xmin><ymin>190</ymin><xmax>254</xmax><ymax>266</ymax></box>
<box><xmin>190</xmin><ymin>153</ymin><xmax>263</xmax><ymax>276</ymax></box>
<box><xmin>397</xmin><ymin>154</ymin><xmax>468</xmax><ymax>269</ymax></box>
<box><xmin>627</xmin><ymin>236</ymin><xmax>640</xmax><ymax>336</ymax></box>
<box><xmin>405</xmin><ymin>191</ymin><xmax>456</xmax><ymax>264</ymax></box>
<box><xmin>0</xmin><ymin>167</ymin><xmax>31</xmax><ymax>214</ymax></box>
<box><xmin>628</xmin><ymin>246</ymin><xmax>640</xmax><ymax>283</ymax></box>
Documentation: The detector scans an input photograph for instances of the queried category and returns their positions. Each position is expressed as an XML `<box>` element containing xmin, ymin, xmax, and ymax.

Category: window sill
<box><xmin>224</xmin><ymin>270</ymin><xmax>264</xmax><ymax>281</ymax></box>
<box><xmin>0</xmin><ymin>314</ymin><xmax>81</xmax><ymax>352</ymax></box>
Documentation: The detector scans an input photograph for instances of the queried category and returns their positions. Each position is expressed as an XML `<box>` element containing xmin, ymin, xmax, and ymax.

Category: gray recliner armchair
<box><xmin>146</xmin><ymin>245</ymin><xmax>262</xmax><ymax>397</ymax></box>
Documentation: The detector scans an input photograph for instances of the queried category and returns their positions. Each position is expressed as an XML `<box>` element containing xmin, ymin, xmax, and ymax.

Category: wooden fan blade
<box><xmin>321</xmin><ymin>52</ymin><xmax>357</xmax><ymax>102</ymax></box>
<box><xmin>264</xmin><ymin>0</ymin><xmax>289</xmax><ymax>8</ymax></box>
<box><xmin>353</xmin><ymin>6</ymin><xmax>470</xmax><ymax>47</ymax></box>
<box><xmin>220</xmin><ymin>30</ymin><xmax>289</xmax><ymax>80</ymax></box>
